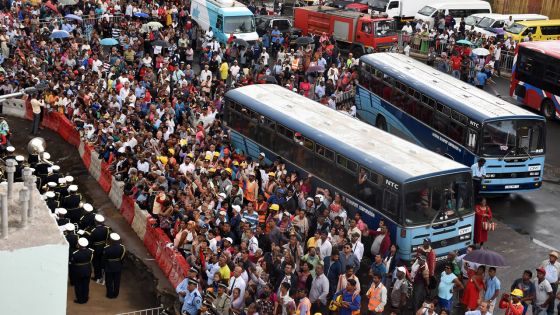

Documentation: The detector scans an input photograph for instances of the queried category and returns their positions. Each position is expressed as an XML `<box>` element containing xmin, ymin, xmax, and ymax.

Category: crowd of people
<box><xmin>0</xmin><ymin>0</ymin><xmax>558</xmax><ymax>314</ymax></box>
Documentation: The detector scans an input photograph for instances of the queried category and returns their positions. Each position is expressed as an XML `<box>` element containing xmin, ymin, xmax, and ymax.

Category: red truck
<box><xmin>294</xmin><ymin>6</ymin><xmax>397</xmax><ymax>56</ymax></box>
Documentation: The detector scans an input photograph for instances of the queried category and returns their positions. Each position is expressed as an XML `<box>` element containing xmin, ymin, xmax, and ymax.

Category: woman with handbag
<box><xmin>474</xmin><ymin>198</ymin><xmax>493</xmax><ymax>247</ymax></box>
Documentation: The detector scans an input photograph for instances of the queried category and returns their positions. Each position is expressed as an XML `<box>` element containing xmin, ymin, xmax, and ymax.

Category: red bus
<box><xmin>510</xmin><ymin>40</ymin><xmax>560</xmax><ymax>120</ymax></box>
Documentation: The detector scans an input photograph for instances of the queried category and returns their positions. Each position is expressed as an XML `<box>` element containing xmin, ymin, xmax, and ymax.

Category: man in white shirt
<box><xmin>230</xmin><ymin>60</ymin><xmax>240</xmax><ymax>80</ymax></box>
<box><xmin>315</xmin><ymin>231</ymin><xmax>332</xmax><ymax>260</ymax></box>
<box><xmin>540</xmin><ymin>251</ymin><xmax>560</xmax><ymax>314</ymax></box>
<box><xmin>229</xmin><ymin>266</ymin><xmax>247</xmax><ymax>303</ymax></box>
<box><xmin>534</xmin><ymin>267</ymin><xmax>554</xmax><ymax>314</ymax></box>
<box><xmin>327</xmin><ymin>95</ymin><xmax>337</xmax><ymax>110</ymax></box>
<box><xmin>465</xmin><ymin>301</ymin><xmax>492</xmax><ymax>315</ymax></box>
<box><xmin>137</xmin><ymin>156</ymin><xmax>150</xmax><ymax>173</ymax></box>
<box><xmin>309</xmin><ymin>264</ymin><xmax>329</xmax><ymax>314</ymax></box>
<box><xmin>350</xmin><ymin>232</ymin><xmax>364</xmax><ymax>262</ymax></box>
<box><xmin>471</xmin><ymin>158</ymin><xmax>486</xmax><ymax>196</ymax></box>
<box><xmin>200</xmin><ymin>64</ymin><xmax>212</xmax><ymax>82</ymax></box>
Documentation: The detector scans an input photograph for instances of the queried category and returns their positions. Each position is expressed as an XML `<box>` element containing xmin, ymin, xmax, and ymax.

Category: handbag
<box><xmin>482</xmin><ymin>221</ymin><xmax>496</xmax><ymax>231</ymax></box>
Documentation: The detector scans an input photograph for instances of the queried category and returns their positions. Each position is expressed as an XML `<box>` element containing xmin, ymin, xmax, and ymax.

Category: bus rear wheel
<box><xmin>540</xmin><ymin>99</ymin><xmax>555</xmax><ymax>120</ymax></box>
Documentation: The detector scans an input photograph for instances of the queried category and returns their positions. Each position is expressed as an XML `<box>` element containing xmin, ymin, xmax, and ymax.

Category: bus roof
<box><xmin>519</xmin><ymin>40</ymin><xmax>560</xmax><ymax>59</ymax></box>
<box><xmin>225</xmin><ymin>84</ymin><xmax>470</xmax><ymax>183</ymax></box>
<box><xmin>360</xmin><ymin>53</ymin><xmax>543</xmax><ymax>122</ymax></box>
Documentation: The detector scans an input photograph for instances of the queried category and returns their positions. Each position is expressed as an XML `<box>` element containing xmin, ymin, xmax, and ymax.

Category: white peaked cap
<box><xmin>110</xmin><ymin>233</ymin><xmax>121</xmax><ymax>241</ymax></box>
<box><xmin>64</xmin><ymin>223</ymin><xmax>75</xmax><ymax>231</ymax></box>
<box><xmin>95</xmin><ymin>214</ymin><xmax>105</xmax><ymax>222</ymax></box>
<box><xmin>83</xmin><ymin>203</ymin><xmax>93</xmax><ymax>212</ymax></box>
<box><xmin>78</xmin><ymin>238</ymin><xmax>89</xmax><ymax>247</ymax></box>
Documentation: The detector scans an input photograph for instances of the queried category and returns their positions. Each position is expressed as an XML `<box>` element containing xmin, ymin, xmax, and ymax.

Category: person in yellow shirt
<box><xmin>218</xmin><ymin>255</ymin><xmax>231</xmax><ymax>282</ymax></box>
<box><xmin>219</xmin><ymin>60</ymin><xmax>229</xmax><ymax>81</ymax></box>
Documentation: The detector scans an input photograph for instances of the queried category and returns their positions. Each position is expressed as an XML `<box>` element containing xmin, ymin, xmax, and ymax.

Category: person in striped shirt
<box><xmin>242</xmin><ymin>202</ymin><xmax>259</xmax><ymax>231</ymax></box>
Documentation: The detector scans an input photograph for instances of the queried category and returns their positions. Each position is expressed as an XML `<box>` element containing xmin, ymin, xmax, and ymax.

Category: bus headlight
<box><xmin>486</xmin><ymin>173</ymin><xmax>496</xmax><ymax>178</ymax></box>
<box><xmin>530</xmin><ymin>172</ymin><xmax>540</xmax><ymax>176</ymax></box>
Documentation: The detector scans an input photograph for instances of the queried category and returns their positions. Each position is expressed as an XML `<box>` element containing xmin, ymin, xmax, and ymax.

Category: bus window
<box><xmin>357</xmin><ymin>167</ymin><xmax>383</xmax><ymax>210</ymax></box>
<box><xmin>434</xmin><ymin>112</ymin><xmax>448</xmax><ymax>134</ymax></box>
<box><xmin>258</xmin><ymin>117</ymin><xmax>275</xmax><ymax>150</ymax></box>
<box><xmin>383</xmin><ymin>190</ymin><xmax>399</xmax><ymax>216</ymax></box>
<box><xmin>467</xmin><ymin>129</ymin><xmax>478</xmax><ymax>151</ymax></box>
<box><xmin>217</xmin><ymin>15</ymin><xmax>223</xmax><ymax>31</ymax></box>
<box><xmin>275</xmin><ymin>125</ymin><xmax>295</xmax><ymax>159</ymax></box>
<box><xmin>448</xmin><ymin>119</ymin><xmax>465</xmax><ymax>143</ymax></box>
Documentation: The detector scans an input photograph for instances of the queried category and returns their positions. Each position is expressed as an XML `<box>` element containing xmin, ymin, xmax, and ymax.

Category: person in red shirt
<box><xmin>450</xmin><ymin>54</ymin><xmax>462</xmax><ymax>79</ymax></box>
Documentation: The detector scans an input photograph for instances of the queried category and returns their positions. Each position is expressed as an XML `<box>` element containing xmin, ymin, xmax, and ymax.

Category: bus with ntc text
<box><xmin>510</xmin><ymin>40</ymin><xmax>560</xmax><ymax>121</ymax></box>
<box><xmin>356</xmin><ymin>53</ymin><xmax>546</xmax><ymax>194</ymax></box>
<box><xmin>224</xmin><ymin>84</ymin><xmax>475</xmax><ymax>261</ymax></box>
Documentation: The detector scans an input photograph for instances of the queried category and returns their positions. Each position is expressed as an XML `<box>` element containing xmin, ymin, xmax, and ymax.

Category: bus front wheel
<box><xmin>540</xmin><ymin>99</ymin><xmax>555</xmax><ymax>120</ymax></box>
<box><xmin>375</xmin><ymin>115</ymin><xmax>387</xmax><ymax>131</ymax></box>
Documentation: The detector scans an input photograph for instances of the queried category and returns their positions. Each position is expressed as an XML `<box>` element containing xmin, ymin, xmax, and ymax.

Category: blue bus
<box><xmin>190</xmin><ymin>0</ymin><xmax>258</xmax><ymax>45</ymax></box>
<box><xmin>224</xmin><ymin>84</ymin><xmax>475</xmax><ymax>261</ymax></box>
<box><xmin>356</xmin><ymin>53</ymin><xmax>546</xmax><ymax>194</ymax></box>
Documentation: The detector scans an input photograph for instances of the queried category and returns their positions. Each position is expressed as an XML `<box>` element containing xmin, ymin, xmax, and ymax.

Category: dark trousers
<box><xmin>105</xmin><ymin>271</ymin><xmax>122</xmax><ymax>298</ymax></box>
<box><xmin>32</xmin><ymin>113</ymin><xmax>40</xmax><ymax>135</ymax></box>
<box><xmin>92</xmin><ymin>249</ymin><xmax>103</xmax><ymax>280</ymax></box>
<box><xmin>473</xmin><ymin>178</ymin><xmax>482</xmax><ymax>198</ymax></box>
<box><xmin>547</xmin><ymin>282</ymin><xmax>558</xmax><ymax>314</ymax></box>
<box><xmin>74</xmin><ymin>275</ymin><xmax>90</xmax><ymax>303</ymax></box>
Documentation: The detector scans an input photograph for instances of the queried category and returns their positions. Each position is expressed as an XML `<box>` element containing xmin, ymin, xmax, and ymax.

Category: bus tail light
<box><xmin>400</xmin><ymin>229</ymin><xmax>406</xmax><ymax>238</ymax></box>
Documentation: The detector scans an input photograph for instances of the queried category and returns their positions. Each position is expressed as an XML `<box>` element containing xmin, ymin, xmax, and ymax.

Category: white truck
<box><xmin>370</xmin><ymin>0</ymin><xmax>445</xmax><ymax>21</ymax></box>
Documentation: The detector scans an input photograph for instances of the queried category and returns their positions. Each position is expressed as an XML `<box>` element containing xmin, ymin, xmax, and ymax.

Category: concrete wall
<box><xmin>0</xmin><ymin>243</ymin><xmax>68</xmax><ymax>314</ymax></box>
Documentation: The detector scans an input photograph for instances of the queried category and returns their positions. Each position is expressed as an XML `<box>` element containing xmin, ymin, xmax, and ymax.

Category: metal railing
<box><xmin>115</xmin><ymin>306</ymin><xmax>165</xmax><ymax>315</ymax></box>
<box><xmin>397</xmin><ymin>31</ymin><xmax>517</xmax><ymax>73</ymax></box>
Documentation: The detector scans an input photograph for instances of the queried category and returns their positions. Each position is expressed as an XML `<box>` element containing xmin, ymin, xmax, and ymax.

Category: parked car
<box><xmin>255</xmin><ymin>15</ymin><xmax>302</xmax><ymax>43</ymax></box>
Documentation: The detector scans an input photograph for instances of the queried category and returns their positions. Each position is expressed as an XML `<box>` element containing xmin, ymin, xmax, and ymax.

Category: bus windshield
<box><xmin>404</xmin><ymin>173</ymin><xmax>472</xmax><ymax>226</ymax></box>
<box><xmin>505</xmin><ymin>23</ymin><xmax>525</xmax><ymax>34</ymax></box>
<box><xmin>481</xmin><ymin>119</ymin><xmax>545</xmax><ymax>157</ymax></box>
<box><xmin>224</xmin><ymin>16</ymin><xmax>255</xmax><ymax>33</ymax></box>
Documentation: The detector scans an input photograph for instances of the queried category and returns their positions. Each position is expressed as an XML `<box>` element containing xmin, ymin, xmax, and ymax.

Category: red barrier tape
<box><xmin>168</xmin><ymin>253</ymin><xmax>190</xmax><ymax>288</ymax></box>
<box><xmin>120</xmin><ymin>195</ymin><xmax>135</xmax><ymax>225</ymax></box>
<box><xmin>99</xmin><ymin>161</ymin><xmax>112</xmax><ymax>193</ymax></box>
<box><xmin>82</xmin><ymin>143</ymin><xmax>92</xmax><ymax>170</ymax></box>
<box><xmin>143</xmin><ymin>217</ymin><xmax>159</xmax><ymax>258</ymax></box>
<box><xmin>41</xmin><ymin>112</ymin><xmax>61</xmax><ymax>132</ymax></box>
<box><xmin>24</xmin><ymin>100</ymin><xmax>33</xmax><ymax>120</ymax></box>
<box><xmin>156</xmin><ymin>238</ymin><xmax>175</xmax><ymax>277</ymax></box>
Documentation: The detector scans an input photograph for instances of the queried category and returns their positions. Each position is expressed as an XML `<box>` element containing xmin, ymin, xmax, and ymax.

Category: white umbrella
<box><xmin>472</xmin><ymin>47</ymin><xmax>490</xmax><ymax>56</ymax></box>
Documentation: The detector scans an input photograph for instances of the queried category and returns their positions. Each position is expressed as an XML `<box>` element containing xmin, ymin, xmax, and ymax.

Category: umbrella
<box><xmin>100</xmin><ymin>38</ymin><xmax>118</xmax><ymax>46</ymax></box>
<box><xmin>59</xmin><ymin>0</ymin><xmax>78</xmax><ymax>6</ymax></box>
<box><xmin>456</xmin><ymin>39</ymin><xmax>473</xmax><ymax>46</ymax></box>
<box><xmin>65</xmin><ymin>14</ymin><xmax>82</xmax><ymax>22</ymax></box>
<box><xmin>144</xmin><ymin>21</ymin><xmax>164</xmax><ymax>30</ymax></box>
<box><xmin>472</xmin><ymin>47</ymin><xmax>490</xmax><ymax>56</ymax></box>
<box><xmin>45</xmin><ymin>1</ymin><xmax>58</xmax><ymax>13</ymax></box>
<box><xmin>295</xmin><ymin>36</ymin><xmax>313</xmax><ymax>46</ymax></box>
<box><xmin>233</xmin><ymin>38</ymin><xmax>249</xmax><ymax>47</ymax></box>
<box><xmin>306</xmin><ymin>65</ymin><xmax>325</xmax><ymax>73</ymax></box>
<box><xmin>50</xmin><ymin>30</ymin><xmax>70</xmax><ymax>39</ymax></box>
<box><xmin>134</xmin><ymin>12</ymin><xmax>149</xmax><ymax>18</ymax></box>
<box><xmin>463</xmin><ymin>249</ymin><xmax>507</xmax><ymax>267</ymax></box>
<box><xmin>151</xmin><ymin>40</ymin><xmax>171</xmax><ymax>48</ymax></box>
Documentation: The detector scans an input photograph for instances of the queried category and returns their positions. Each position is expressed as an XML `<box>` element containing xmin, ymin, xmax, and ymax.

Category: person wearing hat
<box><xmin>103</xmin><ymin>233</ymin><xmax>126</xmax><ymax>299</ymax></box>
<box><xmin>89</xmin><ymin>214</ymin><xmax>110</xmax><ymax>283</ymax></box>
<box><xmin>533</xmin><ymin>267</ymin><xmax>554</xmax><ymax>314</ymax></box>
<box><xmin>390</xmin><ymin>266</ymin><xmax>409</xmax><ymax>312</ymax></box>
<box><xmin>79</xmin><ymin>203</ymin><xmax>96</xmax><ymax>231</ymax></box>
<box><xmin>499</xmin><ymin>289</ymin><xmax>525</xmax><ymax>315</ymax></box>
<box><xmin>55</xmin><ymin>177</ymin><xmax>68</xmax><ymax>200</ymax></box>
<box><xmin>55</xmin><ymin>208</ymin><xmax>70</xmax><ymax>226</ymax></box>
<box><xmin>64</xmin><ymin>223</ymin><xmax>79</xmax><ymax>269</ymax></box>
<box><xmin>4</xmin><ymin>145</ymin><xmax>15</xmax><ymax>161</ymax></box>
<box><xmin>45</xmin><ymin>191</ymin><xmax>58</xmax><ymax>212</ymax></box>
<box><xmin>35</xmin><ymin>152</ymin><xmax>51</xmax><ymax>180</ymax></box>
<box><xmin>214</xmin><ymin>281</ymin><xmax>231</xmax><ymax>315</ymax></box>
<box><xmin>62</xmin><ymin>184</ymin><xmax>82</xmax><ymax>221</ymax></box>
<box><xmin>243</xmin><ymin>169</ymin><xmax>259</xmax><ymax>206</ymax></box>
<box><xmin>540</xmin><ymin>250</ymin><xmax>560</xmax><ymax>314</ymax></box>
<box><xmin>70</xmin><ymin>238</ymin><xmax>94</xmax><ymax>304</ymax></box>
<box><xmin>45</xmin><ymin>165</ymin><xmax>61</xmax><ymax>186</ymax></box>
<box><xmin>182</xmin><ymin>278</ymin><xmax>202</xmax><ymax>315</ymax></box>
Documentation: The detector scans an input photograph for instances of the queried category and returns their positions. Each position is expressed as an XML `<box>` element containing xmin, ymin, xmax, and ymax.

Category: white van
<box><xmin>472</xmin><ymin>13</ymin><xmax>549</xmax><ymax>37</ymax></box>
<box><xmin>415</xmin><ymin>1</ymin><xmax>492</xmax><ymax>29</ymax></box>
